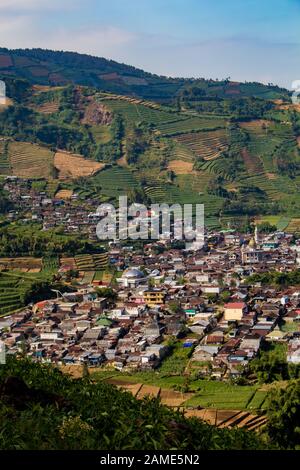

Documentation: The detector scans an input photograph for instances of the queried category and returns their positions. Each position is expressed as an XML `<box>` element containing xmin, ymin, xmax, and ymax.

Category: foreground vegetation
<box><xmin>0</xmin><ymin>357</ymin><xmax>267</xmax><ymax>450</ymax></box>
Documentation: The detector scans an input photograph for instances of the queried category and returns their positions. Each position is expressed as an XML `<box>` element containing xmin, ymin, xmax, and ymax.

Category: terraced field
<box><xmin>92</xmin><ymin>166</ymin><xmax>139</xmax><ymax>198</ymax></box>
<box><xmin>157</xmin><ymin>116</ymin><xmax>227</xmax><ymax>136</ymax></box>
<box><xmin>0</xmin><ymin>272</ymin><xmax>42</xmax><ymax>315</ymax></box>
<box><xmin>55</xmin><ymin>189</ymin><xmax>73</xmax><ymax>199</ymax></box>
<box><xmin>0</xmin><ymin>139</ymin><xmax>10</xmax><ymax>175</ymax></box>
<box><xmin>75</xmin><ymin>253</ymin><xmax>108</xmax><ymax>272</ymax></box>
<box><xmin>238</xmin><ymin>173</ymin><xmax>281</xmax><ymax>200</ymax></box>
<box><xmin>241</xmin><ymin>148</ymin><xmax>264</xmax><ymax>174</ymax></box>
<box><xmin>100</xmin><ymin>98</ymin><xmax>181</xmax><ymax>129</ymax></box>
<box><xmin>174</xmin><ymin>129</ymin><xmax>229</xmax><ymax>161</ymax></box>
<box><xmin>286</xmin><ymin>218</ymin><xmax>300</xmax><ymax>233</ymax></box>
<box><xmin>42</xmin><ymin>256</ymin><xmax>59</xmax><ymax>273</ymax></box>
<box><xmin>241</xmin><ymin>119</ymin><xmax>296</xmax><ymax>173</ymax></box>
<box><xmin>171</xmin><ymin>142</ymin><xmax>194</xmax><ymax>161</ymax></box>
<box><xmin>35</xmin><ymin>100</ymin><xmax>60</xmax><ymax>114</ymax></box>
<box><xmin>167</xmin><ymin>160</ymin><xmax>194</xmax><ymax>175</ymax></box>
<box><xmin>198</xmin><ymin>159</ymin><xmax>232</xmax><ymax>181</ymax></box>
<box><xmin>0</xmin><ymin>257</ymin><xmax>42</xmax><ymax>273</ymax></box>
<box><xmin>8</xmin><ymin>141</ymin><xmax>54</xmax><ymax>179</ymax></box>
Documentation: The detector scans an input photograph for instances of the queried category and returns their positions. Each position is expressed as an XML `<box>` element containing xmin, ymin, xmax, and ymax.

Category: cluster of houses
<box><xmin>1</xmin><ymin>222</ymin><xmax>300</xmax><ymax>376</ymax></box>
<box><xmin>3</xmin><ymin>177</ymin><xmax>102</xmax><ymax>239</ymax></box>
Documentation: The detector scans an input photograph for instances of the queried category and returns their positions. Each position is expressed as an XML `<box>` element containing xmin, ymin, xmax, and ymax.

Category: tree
<box><xmin>266</xmin><ymin>379</ymin><xmax>300</xmax><ymax>449</ymax></box>
<box><xmin>95</xmin><ymin>287</ymin><xmax>117</xmax><ymax>302</ymax></box>
<box><xmin>168</xmin><ymin>300</ymin><xmax>182</xmax><ymax>314</ymax></box>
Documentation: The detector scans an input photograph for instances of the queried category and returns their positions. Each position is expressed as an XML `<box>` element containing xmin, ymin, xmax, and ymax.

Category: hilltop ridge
<box><xmin>0</xmin><ymin>47</ymin><xmax>289</xmax><ymax>104</ymax></box>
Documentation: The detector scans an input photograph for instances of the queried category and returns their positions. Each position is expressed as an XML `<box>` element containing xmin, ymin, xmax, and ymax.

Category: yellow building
<box><xmin>224</xmin><ymin>302</ymin><xmax>246</xmax><ymax>321</ymax></box>
<box><xmin>143</xmin><ymin>289</ymin><xmax>165</xmax><ymax>307</ymax></box>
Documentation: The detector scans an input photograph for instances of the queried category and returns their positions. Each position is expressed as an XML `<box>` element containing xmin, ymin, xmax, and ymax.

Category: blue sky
<box><xmin>0</xmin><ymin>0</ymin><xmax>299</xmax><ymax>87</ymax></box>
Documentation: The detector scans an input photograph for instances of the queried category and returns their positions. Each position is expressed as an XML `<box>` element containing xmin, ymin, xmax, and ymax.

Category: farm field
<box><xmin>100</xmin><ymin>98</ymin><xmax>181</xmax><ymax>129</ymax></box>
<box><xmin>0</xmin><ymin>271</ymin><xmax>46</xmax><ymax>315</ymax></box>
<box><xmin>0</xmin><ymin>139</ymin><xmax>10</xmax><ymax>175</ymax></box>
<box><xmin>92</xmin><ymin>369</ymin><xmax>266</xmax><ymax>411</ymax></box>
<box><xmin>286</xmin><ymin>218</ymin><xmax>300</xmax><ymax>233</ymax></box>
<box><xmin>174</xmin><ymin>129</ymin><xmax>229</xmax><ymax>161</ymax></box>
<box><xmin>54</xmin><ymin>151</ymin><xmax>105</xmax><ymax>179</ymax></box>
<box><xmin>8</xmin><ymin>141</ymin><xmax>54</xmax><ymax>179</ymax></box>
<box><xmin>167</xmin><ymin>160</ymin><xmax>195</xmax><ymax>175</ymax></box>
<box><xmin>75</xmin><ymin>253</ymin><xmax>108</xmax><ymax>271</ymax></box>
<box><xmin>34</xmin><ymin>100</ymin><xmax>60</xmax><ymax>114</ymax></box>
<box><xmin>157</xmin><ymin>116</ymin><xmax>227</xmax><ymax>136</ymax></box>
<box><xmin>55</xmin><ymin>189</ymin><xmax>73</xmax><ymax>199</ymax></box>
<box><xmin>255</xmin><ymin>215</ymin><xmax>291</xmax><ymax>231</ymax></box>
<box><xmin>91</xmin><ymin>165</ymin><xmax>139</xmax><ymax>198</ymax></box>
<box><xmin>0</xmin><ymin>257</ymin><xmax>42</xmax><ymax>273</ymax></box>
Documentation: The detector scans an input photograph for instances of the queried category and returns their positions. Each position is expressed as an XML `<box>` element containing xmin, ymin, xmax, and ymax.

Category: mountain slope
<box><xmin>1</xmin><ymin>62</ymin><xmax>300</xmax><ymax>228</ymax></box>
<box><xmin>0</xmin><ymin>47</ymin><xmax>289</xmax><ymax>104</ymax></box>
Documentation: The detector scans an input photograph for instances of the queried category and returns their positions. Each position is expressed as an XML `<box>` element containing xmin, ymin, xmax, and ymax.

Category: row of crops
<box><xmin>75</xmin><ymin>253</ymin><xmax>108</xmax><ymax>271</ymax></box>
<box><xmin>0</xmin><ymin>140</ymin><xmax>10</xmax><ymax>175</ymax></box>
<box><xmin>156</xmin><ymin>116</ymin><xmax>227</xmax><ymax>136</ymax></box>
<box><xmin>8</xmin><ymin>141</ymin><xmax>54</xmax><ymax>179</ymax></box>
<box><xmin>0</xmin><ymin>272</ymin><xmax>38</xmax><ymax>315</ymax></box>
<box><xmin>174</xmin><ymin>129</ymin><xmax>229</xmax><ymax>161</ymax></box>
<box><xmin>101</xmin><ymin>98</ymin><xmax>183</xmax><ymax>129</ymax></box>
<box><xmin>92</xmin><ymin>166</ymin><xmax>139</xmax><ymax>198</ymax></box>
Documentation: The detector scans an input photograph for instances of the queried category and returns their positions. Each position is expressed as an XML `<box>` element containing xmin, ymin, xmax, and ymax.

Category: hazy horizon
<box><xmin>0</xmin><ymin>0</ymin><xmax>299</xmax><ymax>88</ymax></box>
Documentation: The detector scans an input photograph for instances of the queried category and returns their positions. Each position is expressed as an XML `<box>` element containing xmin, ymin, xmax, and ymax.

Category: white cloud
<box><xmin>0</xmin><ymin>7</ymin><xmax>297</xmax><ymax>88</ymax></box>
<box><xmin>0</xmin><ymin>0</ymin><xmax>75</xmax><ymax>12</ymax></box>
<box><xmin>44</xmin><ymin>26</ymin><xmax>136</xmax><ymax>56</ymax></box>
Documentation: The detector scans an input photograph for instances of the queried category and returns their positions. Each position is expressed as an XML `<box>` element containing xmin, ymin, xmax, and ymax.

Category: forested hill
<box><xmin>0</xmin><ymin>47</ymin><xmax>289</xmax><ymax>104</ymax></box>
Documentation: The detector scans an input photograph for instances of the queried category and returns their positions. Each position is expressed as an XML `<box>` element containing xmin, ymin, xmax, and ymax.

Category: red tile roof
<box><xmin>224</xmin><ymin>302</ymin><xmax>246</xmax><ymax>309</ymax></box>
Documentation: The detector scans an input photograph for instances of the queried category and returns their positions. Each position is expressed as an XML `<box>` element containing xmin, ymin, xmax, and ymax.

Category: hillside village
<box><xmin>1</xmin><ymin>208</ymin><xmax>300</xmax><ymax>377</ymax></box>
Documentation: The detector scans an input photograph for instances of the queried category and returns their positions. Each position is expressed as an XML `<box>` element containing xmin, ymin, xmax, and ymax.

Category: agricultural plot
<box><xmin>184</xmin><ymin>381</ymin><xmax>260</xmax><ymax>410</ymax></box>
<box><xmin>238</xmin><ymin>173</ymin><xmax>281</xmax><ymax>201</ymax></box>
<box><xmin>277</xmin><ymin>217</ymin><xmax>291</xmax><ymax>231</ymax></box>
<box><xmin>167</xmin><ymin>160</ymin><xmax>194</xmax><ymax>175</ymax></box>
<box><xmin>286</xmin><ymin>218</ymin><xmax>300</xmax><ymax>233</ymax></box>
<box><xmin>35</xmin><ymin>101</ymin><xmax>60</xmax><ymax>114</ymax></box>
<box><xmin>0</xmin><ymin>271</ymin><xmax>41</xmax><ymax>315</ymax></box>
<box><xmin>174</xmin><ymin>174</ymin><xmax>212</xmax><ymax>201</ymax></box>
<box><xmin>46</xmin><ymin>180</ymin><xmax>60</xmax><ymax>197</ymax></box>
<box><xmin>42</xmin><ymin>256</ymin><xmax>59</xmax><ymax>273</ymax></box>
<box><xmin>92</xmin><ymin>166</ymin><xmax>139</xmax><ymax>198</ymax></box>
<box><xmin>54</xmin><ymin>151</ymin><xmax>105</xmax><ymax>179</ymax></box>
<box><xmin>75</xmin><ymin>253</ymin><xmax>108</xmax><ymax>272</ymax></box>
<box><xmin>255</xmin><ymin>216</ymin><xmax>290</xmax><ymax>231</ymax></box>
<box><xmin>239</xmin><ymin>120</ymin><xmax>271</xmax><ymax>136</ymax></box>
<box><xmin>198</xmin><ymin>158</ymin><xmax>232</xmax><ymax>181</ymax></box>
<box><xmin>174</xmin><ymin>129</ymin><xmax>229</xmax><ymax>161</ymax></box>
<box><xmin>157</xmin><ymin>116</ymin><xmax>227</xmax><ymax>136</ymax></box>
<box><xmin>100</xmin><ymin>98</ymin><xmax>181</xmax><ymax>129</ymax></box>
<box><xmin>241</xmin><ymin>148</ymin><xmax>264</xmax><ymax>174</ymax></box>
<box><xmin>8</xmin><ymin>141</ymin><xmax>54</xmax><ymax>179</ymax></box>
<box><xmin>242</xmin><ymin>120</ymin><xmax>296</xmax><ymax>174</ymax></box>
<box><xmin>90</xmin><ymin>125</ymin><xmax>112</xmax><ymax>145</ymax></box>
<box><xmin>0</xmin><ymin>257</ymin><xmax>42</xmax><ymax>273</ymax></box>
<box><xmin>82</xmin><ymin>271</ymin><xmax>95</xmax><ymax>284</ymax></box>
<box><xmin>55</xmin><ymin>189</ymin><xmax>73</xmax><ymax>199</ymax></box>
<box><xmin>60</xmin><ymin>257</ymin><xmax>77</xmax><ymax>271</ymax></box>
<box><xmin>0</xmin><ymin>139</ymin><xmax>10</xmax><ymax>175</ymax></box>
<box><xmin>171</xmin><ymin>142</ymin><xmax>195</xmax><ymax>162</ymax></box>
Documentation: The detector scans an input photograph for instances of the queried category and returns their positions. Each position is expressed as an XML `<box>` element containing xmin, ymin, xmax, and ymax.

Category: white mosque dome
<box><xmin>122</xmin><ymin>268</ymin><xmax>145</xmax><ymax>279</ymax></box>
